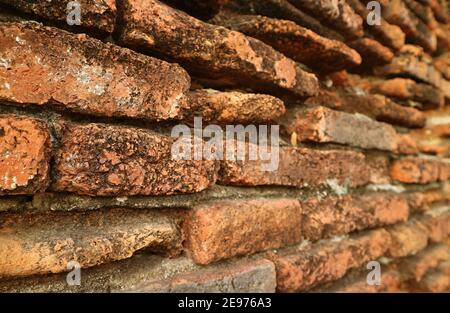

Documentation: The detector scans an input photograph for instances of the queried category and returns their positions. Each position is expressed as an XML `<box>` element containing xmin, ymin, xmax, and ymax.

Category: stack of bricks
<box><xmin>0</xmin><ymin>0</ymin><xmax>449</xmax><ymax>293</ymax></box>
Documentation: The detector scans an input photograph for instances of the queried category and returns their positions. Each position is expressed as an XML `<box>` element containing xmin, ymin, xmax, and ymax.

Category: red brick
<box><xmin>0</xmin><ymin>209</ymin><xmax>183</xmax><ymax>277</ymax></box>
<box><xmin>347</xmin><ymin>38</ymin><xmax>394</xmax><ymax>68</ymax></box>
<box><xmin>390</xmin><ymin>157</ymin><xmax>450</xmax><ymax>184</ymax></box>
<box><xmin>387</xmin><ymin>220</ymin><xmax>430</xmax><ymax>258</ymax></box>
<box><xmin>164</xmin><ymin>0</ymin><xmax>229</xmax><ymax>19</ymax></box>
<box><xmin>210</xmin><ymin>12</ymin><xmax>361</xmax><ymax>73</ymax></box>
<box><xmin>269</xmin><ymin>229</ymin><xmax>391</xmax><ymax>292</ymax></box>
<box><xmin>0</xmin><ymin>0</ymin><xmax>116</xmax><ymax>33</ymax></box>
<box><xmin>131</xmin><ymin>258</ymin><xmax>276</xmax><ymax>292</ymax></box>
<box><xmin>52</xmin><ymin>121</ymin><xmax>218</xmax><ymax>196</ymax></box>
<box><xmin>184</xmin><ymin>198</ymin><xmax>302</xmax><ymax>264</ymax></box>
<box><xmin>0</xmin><ymin>115</ymin><xmax>51</xmax><ymax>195</ymax></box>
<box><xmin>117</xmin><ymin>0</ymin><xmax>319</xmax><ymax>98</ymax></box>
<box><xmin>383</xmin><ymin>0</ymin><xmax>437</xmax><ymax>52</ymax></box>
<box><xmin>418</xmin><ymin>209</ymin><xmax>450</xmax><ymax>243</ymax></box>
<box><xmin>289</xmin><ymin>0</ymin><xmax>364</xmax><ymax>39</ymax></box>
<box><xmin>305</xmin><ymin>90</ymin><xmax>426</xmax><ymax>128</ymax></box>
<box><xmin>0</xmin><ymin>23</ymin><xmax>191</xmax><ymax>121</ymax></box>
<box><xmin>347</xmin><ymin>0</ymin><xmax>405</xmax><ymax>50</ymax></box>
<box><xmin>218</xmin><ymin>145</ymin><xmax>370</xmax><ymax>188</ymax></box>
<box><xmin>417</xmin><ymin>261</ymin><xmax>450</xmax><ymax>292</ymax></box>
<box><xmin>302</xmin><ymin>193</ymin><xmax>409</xmax><ymax>241</ymax></box>
<box><xmin>186</xmin><ymin>89</ymin><xmax>285</xmax><ymax>124</ymax></box>
<box><xmin>280</xmin><ymin>106</ymin><xmax>399</xmax><ymax>151</ymax></box>
<box><xmin>374</xmin><ymin>78</ymin><xmax>445</xmax><ymax>109</ymax></box>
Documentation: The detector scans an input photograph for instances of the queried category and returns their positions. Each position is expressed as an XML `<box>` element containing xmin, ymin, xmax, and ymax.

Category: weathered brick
<box><xmin>374</xmin><ymin>78</ymin><xmax>445</xmax><ymax>109</ymax></box>
<box><xmin>387</xmin><ymin>220</ymin><xmax>430</xmax><ymax>258</ymax></box>
<box><xmin>347</xmin><ymin>0</ymin><xmax>405</xmax><ymax>50</ymax></box>
<box><xmin>184</xmin><ymin>198</ymin><xmax>302</xmax><ymax>264</ymax></box>
<box><xmin>302</xmin><ymin>193</ymin><xmax>409</xmax><ymax>241</ymax></box>
<box><xmin>347</xmin><ymin>38</ymin><xmax>394</xmax><ymax>68</ymax></box>
<box><xmin>399</xmin><ymin>243</ymin><xmax>450</xmax><ymax>281</ymax></box>
<box><xmin>0</xmin><ymin>254</ymin><xmax>275</xmax><ymax>293</ymax></box>
<box><xmin>383</xmin><ymin>0</ymin><xmax>437</xmax><ymax>52</ymax></box>
<box><xmin>390</xmin><ymin>157</ymin><xmax>450</xmax><ymax>184</ymax></box>
<box><xmin>375</xmin><ymin>55</ymin><xmax>450</xmax><ymax>99</ymax></box>
<box><xmin>317</xmin><ymin>267</ymin><xmax>402</xmax><ymax>292</ymax></box>
<box><xmin>131</xmin><ymin>259</ymin><xmax>276</xmax><ymax>292</ymax></box>
<box><xmin>186</xmin><ymin>89</ymin><xmax>285</xmax><ymax>124</ymax></box>
<box><xmin>434</xmin><ymin>52</ymin><xmax>450</xmax><ymax>81</ymax></box>
<box><xmin>419</xmin><ymin>209</ymin><xmax>450</xmax><ymax>243</ymax></box>
<box><xmin>0</xmin><ymin>209</ymin><xmax>183</xmax><ymax>277</ymax></box>
<box><xmin>218</xmin><ymin>145</ymin><xmax>370</xmax><ymax>189</ymax></box>
<box><xmin>0</xmin><ymin>114</ymin><xmax>51</xmax><ymax>195</ymax></box>
<box><xmin>225</xmin><ymin>0</ymin><xmax>344</xmax><ymax>41</ymax></box>
<box><xmin>289</xmin><ymin>0</ymin><xmax>364</xmax><ymax>39</ymax></box>
<box><xmin>269</xmin><ymin>229</ymin><xmax>391</xmax><ymax>292</ymax></box>
<box><xmin>52</xmin><ymin>121</ymin><xmax>218</xmax><ymax>196</ymax></box>
<box><xmin>164</xmin><ymin>0</ymin><xmax>229</xmax><ymax>19</ymax></box>
<box><xmin>0</xmin><ymin>22</ymin><xmax>191</xmax><ymax>121</ymax></box>
<box><xmin>117</xmin><ymin>0</ymin><xmax>319</xmax><ymax>97</ymax></box>
<box><xmin>280</xmin><ymin>106</ymin><xmax>399</xmax><ymax>151</ymax></box>
<box><xmin>417</xmin><ymin>261</ymin><xmax>450</xmax><ymax>292</ymax></box>
<box><xmin>210</xmin><ymin>12</ymin><xmax>361</xmax><ymax>73</ymax></box>
<box><xmin>407</xmin><ymin>185</ymin><xmax>450</xmax><ymax>213</ymax></box>
<box><xmin>0</xmin><ymin>0</ymin><xmax>116</xmax><ymax>34</ymax></box>
<box><xmin>305</xmin><ymin>91</ymin><xmax>426</xmax><ymax>128</ymax></box>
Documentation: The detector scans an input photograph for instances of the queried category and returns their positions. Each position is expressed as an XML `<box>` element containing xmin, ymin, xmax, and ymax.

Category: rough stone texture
<box><xmin>301</xmin><ymin>193</ymin><xmax>409</xmax><ymax>241</ymax></box>
<box><xmin>375</xmin><ymin>55</ymin><xmax>450</xmax><ymax>99</ymax></box>
<box><xmin>0</xmin><ymin>0</ymin><xmax>117</xmax><ymax>34</ymax></box>
<box><xmin>0</xmin><ymin>114</ymin><xmax>51</xmax><ymax>195</ymax></box>
<box><xmin>0</xmin><ymin>208</ymin><xmax>183</xmax><ymax>277</ymax></box>
<box><xmin>399</xmin><ymin>243</ymin><xmax>450</xmax><ymax>281</ymax></box>
<box><xmin>383</xmin><ymin>0</ymin><xmax>437</xmax><ymax>52</ymax></box>
<box><xmin>0</xmin><ymin>254</ymin><xmax>276</xmax><ymax>293</ymax></box>
<box><xmin>131</xmin><ymin>258</ymin><xmax>276</xmax><ymax>292</ymax></box>
<box><xmin>117</xmin><ymin>0</ymin><xmax>319</xmax><ymax>98</ymax></box>
<box><xmin>305</xmin><ymin>90</ymin><xmax>426</xmax><ymax>128</ymax></box>
<box><xmin>210</xmin><ymin>12</ymin><xmax>361</xmax><ymax>73</ymax></box>
<box><xmin>219</xmin><ymin>145</ymin><xmax>370</xmax><ymax>188</ymax></box>
<box><xmin>184</xmin><ymin>198</ymin><xmax>302</xmax><ymax>264</ymax></box>
<box><xmin>434</xmin><ymin>52</ymin><xmax>450</xmax><ymax>80</ymax></box>
<box><xmin>419</xmin><ymin>209</ymin><xmax>450</xmax><ymax>243</ymax></box>
<box><xmin>407</xmin><ymin>185</ymin><xmax>450</xmax><ymax>213</ymax></box>
<box><xmin>347</xmin><ymin>38</ymin><xmax>394</xmax><ymax>68</ymax></box>
<box><xmin>0</xmin><ymin>22</ymin><xmax>191</xmax><ymax>122</ymax></box>
<box><xmin>186</xmin><ymin>89</ymin><xmax>285</xmax><ymax>124</ymax></box>
<box><xmin>279</xmin><ymin>106</ymin><xmax>399</xmax><ymax>151</ymax></box>
<box><xmin>387</xmin><ymin>220</ymin><xmax>430</xmax><ymax>258</ymax></box>
<box><xmin>52</xmin><ymin>121</ymin><xmax>218</xmax><ymax>196</ymax></box>
<box><xmin>289</xmin><ymin>0</ymin><xmax>364</xmax><ymax>39</ymax></box>
<box><xmin>317</xmin><ymin>267</ymin><xmax>402</xmax><ymax>292</ymax></box>
<box><xmin>225</xmin><ymin>0</ymin><xmax>344</xmax><ymax>41</ymax></box>
<box><xmin>346</xmin><ymin>0</ymin><xmax>405</xmax><ymax>51</ymax></box>
<box><xmin>417</xmin><ymin>261</ymin><xmax>450</xmax><ymax>292</ymax></box>
<box><xmin>164</xmin><ymin>0</ymin><xmax>229</xmax><ymax>20</ymax></box>
<box><xmin>374</xmin><ymin>78</ymin><xmax>445</xmax><ymax>109</ymax></box>
<box><xmin>390</xmin><ymin>157</ymin><xmax>450</xmax><ymax>184</ymax></box>
<box><xmin>268</xmin><ymin>229</ymin><xmax>391</xmax><ymax>292</ymax></box>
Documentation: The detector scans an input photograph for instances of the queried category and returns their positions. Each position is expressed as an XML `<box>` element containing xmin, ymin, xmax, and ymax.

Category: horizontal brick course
<box><xmin>301</xmin><ymin>193</ymin><xmax>409</xmax><ymax>241</ymax></box>
<box><xmin>184</xmin><ymin>198</ymin><xmax>302</xmax><ymax>264</ymax></box>
<box><xmin>0</xmin><ymin>0</ymin><xmax>116</xmax><ymax>34</ymax></box>
<box><xmin>0</xmin><ymin>114</ymin><xmax>51</xmax><ymax>195</ymax></box>
<box><xmin>117</xmin><ymin>0</ymin><xmax>319</xmax><ymax>97</ymax></box>
<box><xmin>218</xmin><ymin>145</ymin><xmax>370</xmax><ymax>188</ymax></box>
<box><xmin>390</xmin><ymin>157</ymin><xmax>450</xmax><ymax>184</ymax></box>
<box><xmin>280</xmin><ymin>106</ymin><xmax>399</xmax><ymax>152</ymax></box>
<box><xmin>52</xmin><ymin>121</ymin><xmax>218</xmax><ymax>196</ymax></box>
<box><xmin>0</xmin><ymin>209</ymin><xmax>183</xmax><ymax>277</ymax></box>
<box><xmin>0</xmin><ymin>23</ymin><xmax>191</xmax><ymax>122</ymax></box>
<box><xmin>269</xmin><ymin>229</ymin><xmax>391</xmax><ymax>292</ymax></box>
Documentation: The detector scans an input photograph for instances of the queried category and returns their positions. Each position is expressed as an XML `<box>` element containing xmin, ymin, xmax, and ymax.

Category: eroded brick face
<box><xmin>184</xmin><ymin>198</ymin><xmax>302</xmax><ymax>264</ymax></box>
<box><xmin>0</xmin><ymin>23</ymin><xmax>191</xmax><ymax>121</ymax></box>
<box><xmin>52</xmin><ymin>121</ymin><xmax>218</xmax><ymax>196</ymax></box>
<box><xmin>0</xmin><ymin>115</ymin><xmax>51</xmax><ymax>195</ymax></box>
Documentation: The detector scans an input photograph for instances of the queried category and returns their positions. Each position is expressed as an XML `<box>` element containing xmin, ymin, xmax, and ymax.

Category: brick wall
<box><xmin>0</xmin><ymin>0</ymin><xmax>449</xmax><ymax>293</ymax></box>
